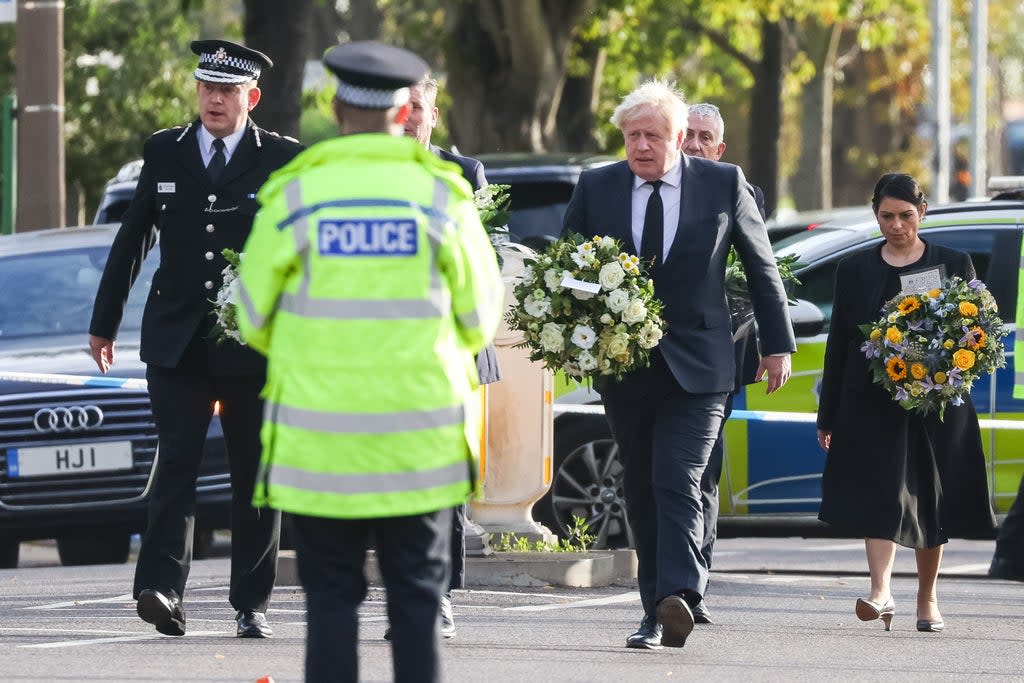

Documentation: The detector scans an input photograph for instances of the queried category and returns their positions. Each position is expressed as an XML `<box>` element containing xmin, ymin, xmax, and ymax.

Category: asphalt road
<box><xmin>2</xmin><ymin>538</ymin><xmax>1021</xmax><ymax>682</ymax></box>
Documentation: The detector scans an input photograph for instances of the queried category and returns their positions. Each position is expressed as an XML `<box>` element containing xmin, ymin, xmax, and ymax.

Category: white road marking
<box><xmin>19</xmin><ymin>631</ymin><xmax>224</xmax><ymax>649</ymax></box>
<box><xmin>505</xmin><ymin>592</ymin><xmax>640</xmax><ymax>612</ymax></box>
<box><xmin>24</xmin><ymin>594</ymin><xmax>134</xmax><ymax>610</ymax></box>
<box><xmin>940</xmin><ymin>563</ymin><xmax>990</xmax><ymax>574</ymax></box>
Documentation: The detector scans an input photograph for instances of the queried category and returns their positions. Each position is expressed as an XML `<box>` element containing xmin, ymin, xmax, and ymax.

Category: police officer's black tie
<box><xmin>639</xmin><ymin>180</ymin><xmax>664</xmax><ymax>268</ymax></box>
<box><xmin>207</xmin><ymin>138</ymin><xmax>226</xmax><ymax>183</ymax></box>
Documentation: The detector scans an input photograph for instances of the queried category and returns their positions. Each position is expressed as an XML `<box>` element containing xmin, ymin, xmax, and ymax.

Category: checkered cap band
<box><xmin>194</xmin><ymin>51</ymin><xmax>261</xmax><ymax>83</ymax></box>
<box><xmin>336</xmin><ymin>81</ymin><xmax>410</xmax><ymax>109</ymax></box>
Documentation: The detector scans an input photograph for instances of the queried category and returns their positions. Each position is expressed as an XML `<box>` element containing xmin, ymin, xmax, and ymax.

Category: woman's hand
<box><xmin>816</xmin><ymin>429</ymin><xmax>831</xmax><ymax>452</ymax></box>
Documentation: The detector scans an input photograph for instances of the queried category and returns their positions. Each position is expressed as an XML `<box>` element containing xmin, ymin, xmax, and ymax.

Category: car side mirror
<box><xmin>790</xmin><ymin>298</ymin><xmax>826</xmax><ymax>337</ymax></box>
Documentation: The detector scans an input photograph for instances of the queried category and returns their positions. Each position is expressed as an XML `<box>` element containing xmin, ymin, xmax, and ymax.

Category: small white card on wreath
<box><xmin>560</xmin><ymin>275</ymin><xmax>602</xmax><ymax>294</ymax></box>
<box><xmin>899</xmin><ymin>265</ymin><xmax>946</xmax><ymax>295</ymax></box>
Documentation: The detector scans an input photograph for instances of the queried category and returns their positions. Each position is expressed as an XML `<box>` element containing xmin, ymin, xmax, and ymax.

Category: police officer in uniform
<box><xmin>88</xmin><ymin>40</ymin><xmax>303</xmax><ymax>638</ymax></box>
<box><xmin>236</xmin><ymin>41</ymin><xmax>503</xmax><ymax>683</ymax></box>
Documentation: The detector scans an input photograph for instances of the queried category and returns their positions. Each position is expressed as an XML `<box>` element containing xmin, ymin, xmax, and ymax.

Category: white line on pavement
<box><xmin>24</xmin><ymin>594</ymin><xmax>134</xmax><ymax>610</ymax></box>
<box><xmin>505</xmin><ymin>592</ymin><xmax>640</xmax><ymax>612</ymax></box>
<box><xmin>939</xmin><ymin>563</ymin><xmax>990</xmax><ymax>574</ymax></box>
<box><xmin>19</xmin><ymin>631</ymin><xmax>225</xmax><ymax>649</ymax></box>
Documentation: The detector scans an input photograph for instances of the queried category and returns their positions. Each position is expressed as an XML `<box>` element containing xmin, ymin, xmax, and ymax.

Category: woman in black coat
<box><xmin>816</xmin><ymin>173</ymin><xmax>996</xmax><ymax>633</ymax></box>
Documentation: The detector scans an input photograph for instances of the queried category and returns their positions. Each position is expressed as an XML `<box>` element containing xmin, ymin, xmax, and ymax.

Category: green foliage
<box><xmin>489</xmin><ymin>515</ymin><xmax>596</xmax><ymax>553</ymax></box>
<box><xmin>63</xmin><ymin>0</ymin><xmax>196</xmax><ymax>217</ymax></box>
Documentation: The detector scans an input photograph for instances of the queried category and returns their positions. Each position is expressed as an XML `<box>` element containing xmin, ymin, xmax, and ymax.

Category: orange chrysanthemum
<box><xmin>953</xmin><ymin>349</ymin><xmax>976</xmax><ymax>370</ymax></box>
<box><xmin>959</xmin><ymin>301</ymin><xmax>979</xmax><ymax>317</ymax></box>
<box><xmin>910</xmin><ymin>363</ymin><xmax>928</xmax><ymax>380</ymax></box>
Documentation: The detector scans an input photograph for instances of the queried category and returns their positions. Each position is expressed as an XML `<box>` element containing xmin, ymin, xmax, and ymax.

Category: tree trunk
<box><xmin>791</xmin><ymin>20</ymin><xmax>832</xmax><ymax>211</ymax></box>
<box><xmin>555</xmin><ymin>37</ymin><xmax>604</xmax><ymax>152</ymax></box>
<box><xmin>243</xmin><ymin>0</ymin><xmax>313</xmax><ymax>138</ymax></box>
<box><xmin>441</xmin><ymin>0</ymin><xmax>596</xmax><ymax>154</ymax></box>
<box><xmin>748</xmin><ymin>21</ymin><xmax>783</xmax><ymax>216</ymax></box>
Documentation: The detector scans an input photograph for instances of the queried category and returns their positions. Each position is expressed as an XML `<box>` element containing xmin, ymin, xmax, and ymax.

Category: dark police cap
<box><xmin>191</xmin><ymin>39</ymin><xmax>272</xmax><ymax>84</ymax></box>
<box><xmin>323</xmin><ymin>41</ymin><xmax>430</xmax><ymax>110</ymax></box>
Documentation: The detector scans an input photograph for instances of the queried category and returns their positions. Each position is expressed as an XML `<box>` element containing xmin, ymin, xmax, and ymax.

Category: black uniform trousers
<box><xmin>134</xmin><ymin>333</ymin><xmax>280</xmax><ymax>612</ymax></box>
<box><xmin>601</xmin><ymin>351</ymin><xmax>727</xmax><ymax>617</ymax></box>
<box><xmin>292</xmin><ymin>508</ymin><xmax>452</xmax><ymax>683</ymax></box>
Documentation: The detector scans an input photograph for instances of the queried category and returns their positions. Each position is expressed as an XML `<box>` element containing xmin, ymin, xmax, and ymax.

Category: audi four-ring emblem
<box><xmin>32</xmin><ymin>405</ymin><xmax>105</xmax><ymax>433</ymax></box>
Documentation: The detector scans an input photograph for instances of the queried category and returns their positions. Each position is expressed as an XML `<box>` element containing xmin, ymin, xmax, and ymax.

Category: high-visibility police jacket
<box><xmin>1015</xmin><ymin>238</ymin><xmax>1024</xmax><ymax>399</ymax></box>
<box><xmin>237</xmin><ymin>133</ymin><xmax>504</xmax><ymax>519</ymax></box>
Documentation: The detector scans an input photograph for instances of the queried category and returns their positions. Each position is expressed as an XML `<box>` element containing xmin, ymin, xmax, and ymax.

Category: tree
<box><xmin>440</xmin><ymin>0</ymin><xmax>598</xmax><ymax>154</ymax></box>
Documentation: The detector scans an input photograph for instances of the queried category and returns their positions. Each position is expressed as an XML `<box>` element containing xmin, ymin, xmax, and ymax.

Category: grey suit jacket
<box><xmin>562</xmin><ymin>156</ymin><xmax>795</xmax><ymax>393</ymax></box>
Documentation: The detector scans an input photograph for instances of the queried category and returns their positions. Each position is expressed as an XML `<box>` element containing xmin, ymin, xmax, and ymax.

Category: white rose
<box><xmin>570</xmin><ymin>324</ymin><xmax>597</xmax><ymax>350</ymax></box>
<box><xmin>606</xmin><ymin>288</ymin><xmax>630</xmax><ymax>313</ymax></box>
<box><xmin>524</xmin><ymin>296</ymin><xmax>552</xmax><ymax>318</ymax></box>
<box><xmin>598</xmin><ymin>262</ymin><xmax>626</xmax><ymax>291</ymax></box>
<box><xmin>539</xmin><ymin>322</ymin><xmax>565</xmax><ymax>353</ymax></box>
<box><xmin>600</xmin><ymin>236</ymin><xmax>617</xmax><ymax>250</ymax></box>
<box><xmin>571</xmin><ymin>288</ymin><xmax>596</xmax><ymax>300</ymax></box>
<box><xmin>606</xmin><ymin>335</ymin><xmax>630</xmax><ymax>362</ymax></box>
<box><xmin>600</xmin><ymin>313</ymin><xmax>614</xmax><ymax>325</ymax></box>
<box><xmin>621</xmin><ymin>299</ymin><xmax>648</xmax><ymax>324</ymax></box>
<box><xmin>598</xmin><ymin>357</ymin><xmax>613</xmax><ymax>374</ymax></box>
<box><xmin>577</xmin><ymin>350</ymin><xmax>598</xmax><ymax>371</ymax></box>
<box><xmin>638</xmin><ymin>321</ymin><xmax>664</xmax><ymax>349</ymax></box>
<box><xmin>543</xmin><ymin>268</ymin><xmax>563</xmax><ymax>290</ymax></box>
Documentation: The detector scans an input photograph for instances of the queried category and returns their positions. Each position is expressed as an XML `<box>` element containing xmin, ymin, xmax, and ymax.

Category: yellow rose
<box><xmin>927</xmin><ymin>288</ymin><xmax>941</xmax><ymax>299</ymax></box>
<box><xmin>910</xmin><ymin>363</ymin><xmax>928</xmax><ymax>380</ymax></box>
<box><xmin>869</xmin><ymin>328</ymin><xmax>882</xmax><ymax>341</ymax></box>
<box><xmin>933</xmin><ymin>371</ymin><xmax>947</xmax><ymax>384</ymax></box>
<box><xmin>959</xmin><ymin>301</ymin><xmax>979</xmax><ymax>317</ymax></box>
<box><xmin>885</xmin><ymin>326</ymin><xmax>903</xmax><ymax>344</ymax></box>
<box><xmin>953</xmin><ymin>349</ymin><xmax>976</xmax><ymax>370</ymax></box>
<box><xmin>943</xmin><ymin>339</ymin><xmax>955</xmax><ymax>350</ymax></box>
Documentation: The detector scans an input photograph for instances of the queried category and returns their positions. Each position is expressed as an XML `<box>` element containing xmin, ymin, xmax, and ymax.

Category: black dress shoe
<box><xmin>625</xmin><ymin>615</ymin><xmax>663</xmax><ymax>649</ymax></box>
<box><xmin>692</xmin><ymin>599</ymin><xmax>713</xmax><ymax>625</ymax></box>
<box><xmin>236</xmin><ymin>610</ymin><xmax>273</xmax><ymax>638</ymax></box>
<box><xmin>655</xmin><ymin>595</ymin><xmax>695</xmax><ymax>648</ymax></box>
<box><xmin>137</xmin><ymin>589</ymin><xmax>186</xmax><ymax>636</ymax></box>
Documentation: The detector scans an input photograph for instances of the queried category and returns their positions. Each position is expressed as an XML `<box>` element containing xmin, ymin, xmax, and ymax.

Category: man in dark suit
<box><xmin>400</xmin><ymin>75</ymin><xmax>500</xmax><ymax>638</ymax></box>
<box><xmin>682</xmin><ymin>102</ymin><xmax>767</xmax><ymax>624</ymax></box>
<box><xmin>88</xmin><ymin>40</ymin><xmax>303</xmax><ymax>638</ymax></box>
<box><xmin>562</xmin><ymin>80</ymin><xmax>795</xmax><ymax>650</ymax></box>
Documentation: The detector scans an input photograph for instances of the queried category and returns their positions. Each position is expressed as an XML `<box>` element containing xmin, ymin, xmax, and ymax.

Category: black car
<box><xmin>0</xmin><ymin>226</ymin><xmax>231</xmax><ymax>568</ymax></box>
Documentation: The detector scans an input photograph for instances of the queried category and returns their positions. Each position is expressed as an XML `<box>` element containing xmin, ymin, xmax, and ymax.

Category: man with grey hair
<box><xmin>682</xmin><ymin>102</ymin><xmax>767</xmax><ymax>625</ymax></box>
<box><xmin>563</xmin><ymin>80</ymin><xmax>795</xmax><ymax>650</ymax></box>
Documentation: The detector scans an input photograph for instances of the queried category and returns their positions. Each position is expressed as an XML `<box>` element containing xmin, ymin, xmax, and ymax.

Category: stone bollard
<box><xmin>470</xmin><ymin>244</ymin><xmax>557</xmax><ymax>544</ymax></box>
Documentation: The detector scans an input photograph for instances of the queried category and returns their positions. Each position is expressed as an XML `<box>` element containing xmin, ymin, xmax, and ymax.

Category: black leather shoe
<box><xmin>655</xmin><ymin>595</ymin><xmax>695</xmax><ymax>648</ymax></box>
<box><xmin>236</xmin><ymin>610</ymin><xmax>273</xmax><ymax>638</ymax></box>
<box><xmin>440</xmin><ymin>594</ymin><xmax>457</xmax><ymax>639</ymax></box>
<box><xmin>625</xmin><ymin>614</ymin><xmax>663</xmax><ymax>649</ymax></box>
<box><xmin>692</xmin><ymin>599</ymin><xmax>713</xmax><ymax>625</ymax></box>
<box><xmin>137</xmin><ymin>589</ymin><xmax>186</xmax><ymax>636</ymax></box>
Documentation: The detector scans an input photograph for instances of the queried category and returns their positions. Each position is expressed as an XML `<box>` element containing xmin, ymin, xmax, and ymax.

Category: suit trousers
<box><xmin>601</xmin><ymin>352</ymin><xmax>727</xmax><ymax>617</ymax></box>
<box><xmin>700</xmin><ymin>392</ymin><xmax>736</xmax><ymax>572</ymax></box>
<box><xmin>292</xmin><ymin>508</ymin><xmax>452</xmax><ymax>683</ymax></box>
<box><xmin>993</xmin><ymin>474</ymin><xmax>1024</xmax><ymax>566</ymax></box>
<box><xmin>134</xmin><ymin>335</ymin><xmax>280</xmax><ymax>612</ymax></box>
<box><xmin>449</xmin><ymin>503</ymin><xmax>466</xmax><ymax>592</ymax></box>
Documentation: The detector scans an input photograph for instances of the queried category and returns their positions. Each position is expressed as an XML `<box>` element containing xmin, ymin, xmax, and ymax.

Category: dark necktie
<box><xmin>207</xmin><ymin>138</ymin><xmax>226</xmax><ymax>183</ymax></box>
<box><xmin>639</xmin><ymin>180</ymin><xmax>664</xmax><ymax>266</ymax></box>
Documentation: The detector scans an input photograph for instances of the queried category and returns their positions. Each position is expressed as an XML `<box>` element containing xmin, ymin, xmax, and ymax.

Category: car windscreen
<box><xmin>0</xmin><ymin>245</ymin><xmax>155</xmax><ymax>339</ymax></box>
<box><xmin>501</xmin><ymin>180</ymin><xmax>576</xmax><ymax>242</ymax></box>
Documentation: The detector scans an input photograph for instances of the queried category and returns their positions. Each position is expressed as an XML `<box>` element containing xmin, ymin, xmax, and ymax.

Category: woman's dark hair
<box><xmin>871</xmin><ymin>173</ymin><xmax>926</xmax><ymax>214</ymax></box>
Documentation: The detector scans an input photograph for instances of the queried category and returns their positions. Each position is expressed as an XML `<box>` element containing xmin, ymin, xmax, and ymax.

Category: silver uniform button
<box><xmin>206</xmin><ymin>224</ymin><xmax>215</xmax><ymax>233</ymax></box>
<box><xmin>205</xmin><ymin>251</ymin><xmax>214</xmax><ymax>260</ymax></box>
<box><xmin>204</xmin><ymin>281</ymin><xmax>213</xmax><ymax>290</ymax></box>
<box><xmin>161</xmin><ymin>204</ymin><xmax>166</xmax><ymax>211</ymax></box>
<box><xmin>208</xmin><ymin>194</ymin><xmax>217</xmax><ymax>203</ymax></box>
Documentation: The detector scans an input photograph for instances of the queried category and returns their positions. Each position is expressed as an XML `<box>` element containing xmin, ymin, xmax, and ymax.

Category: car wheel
<box><xmin>533</xmin><ymin>417</ymin><xmax>632</xmax><ymax>549</ymax></box>
<box><xmin>56</xmin><ymin>531</ymin><xmax>131</xmax><ymax>566</ymax></box>
<box><xmin>0</xmin><ymin>537</ymin><xmax>19</xmax><ymax>568</ymax></box>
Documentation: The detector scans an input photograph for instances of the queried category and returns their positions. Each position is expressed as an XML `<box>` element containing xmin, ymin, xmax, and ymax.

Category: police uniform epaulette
<box><xmin>149</xmin><ymin>125</ymin><xmax>185</xmax><ymax>139</ymax></box>
<box><xmin>264</xmin><ymin>130</ymin><xmax>301</xmax><ymax>144</ymax></box>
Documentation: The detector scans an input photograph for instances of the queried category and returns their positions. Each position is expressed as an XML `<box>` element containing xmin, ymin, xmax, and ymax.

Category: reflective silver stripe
<box><xmin>426</xmin><ymin>179</ymin><xmax>449</xmax><ymax>294</ymax></box>
<box><xmin>273</xmin><ymin>401</ymin><xmax>464</xmax><ymax>433</ymax></box>
<box><xmin>268</xmin><ymin>460</ymin><xmax>467</xmax><ymax>496</ymax></box>
<box><xmin>237</xmin><ymin>280</ymin><xmax>267</xmax><ymax>328</ymax></box>
<box><xmin>285</xmin><ymin>180</ymin><xmax>313</xmax><ymax>302</ymax></box>
<box><xmin>457</xmin><ymin>309</ymin><xmax>480</xmax><ymax>328</ymax></box>
<box><xmin>278</xmin><ymin>291</ymin><xmax>445</xmax><ymax>319</ymax></box>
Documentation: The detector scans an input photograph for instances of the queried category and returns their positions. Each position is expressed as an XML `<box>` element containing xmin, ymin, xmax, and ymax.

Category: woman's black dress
<box><xmin>817</xmin><ymin>241</ymin><xmax>996</xmax><ymax>548</ymax></box>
